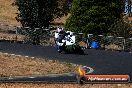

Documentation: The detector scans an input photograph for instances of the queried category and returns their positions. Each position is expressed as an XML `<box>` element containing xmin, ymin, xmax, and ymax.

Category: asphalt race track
<box><xmin>0</xmin><ymin>42</ymin><xmax>132</xmax><ymax>82</ymax></box>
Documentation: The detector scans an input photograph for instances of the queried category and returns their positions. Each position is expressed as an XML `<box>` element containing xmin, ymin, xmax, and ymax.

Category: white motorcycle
<box><xmin>55</xmin><ymin>31</ymin><xmax>84</xmax><ymax>54</ymax></box>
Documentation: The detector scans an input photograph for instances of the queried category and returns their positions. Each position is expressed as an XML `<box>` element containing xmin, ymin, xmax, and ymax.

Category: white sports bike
<box><xmin>55</xmin><ymin>31</ymin><xmax>84</xmax><ymax>54</ymax></box>
<box><xmin>55</xmin><ymin>31</ymin><xmax>76</xmax><ymax>53</ymax></box>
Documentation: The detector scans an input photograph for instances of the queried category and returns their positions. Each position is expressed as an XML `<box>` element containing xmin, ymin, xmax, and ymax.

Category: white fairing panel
<box><xmin>65</xmin><ymin>35</ymin><xmax>75</xmax><ymax>45</ymax></box>
<box><xmin>55</xmin><ymin>30</ymin><xmax>76</xmax><ymax>46</ymax></box>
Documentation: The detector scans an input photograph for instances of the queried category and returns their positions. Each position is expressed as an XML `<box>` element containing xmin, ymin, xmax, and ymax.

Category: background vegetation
<box><xmin>65</xmin><ymin>0</ymin><xmax>123</xmax><ymax>35</ymax></box>
<box><xmin>15</xmin><ymin>0</ymin><xmax>71</xmax><ymax>44</ymax></box>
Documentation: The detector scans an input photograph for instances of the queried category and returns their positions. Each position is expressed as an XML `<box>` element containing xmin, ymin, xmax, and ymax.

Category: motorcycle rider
<box><xmin>55</xmin><ymin>27</ymin><xmax>66</xmax><ymax>52</ymax></box>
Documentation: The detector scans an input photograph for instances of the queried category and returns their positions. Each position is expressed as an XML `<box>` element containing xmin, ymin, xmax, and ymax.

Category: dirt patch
<box><xmin>0</xmin><ymin>83</ymin><xmax>131</xmax><ymax>88</ymax></box>
<box><xmin>105</xmin><ymin>44</ymin><xmax>123</xmax><ymax>51</ymax></box>
<box><xmin>0</xmin><ymin>33</ymin><xmax>25</xmax><ymax>41</ymax></box>
<box><xmin>0</xmin><ymin>53</ymin><xmax>77</xmax><ymax>77</ymax></box>
<box><xmin>0</xmin><ymin>0</ymin><xmax>20</xmax><ymax>26</ymax></box>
